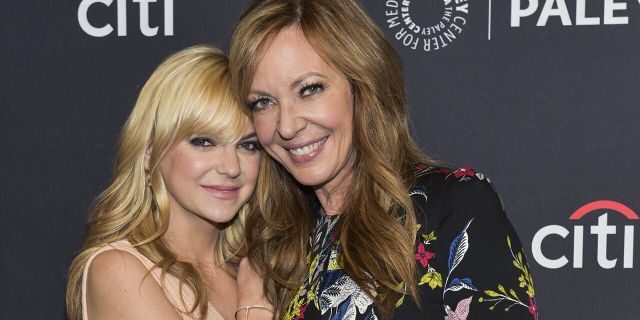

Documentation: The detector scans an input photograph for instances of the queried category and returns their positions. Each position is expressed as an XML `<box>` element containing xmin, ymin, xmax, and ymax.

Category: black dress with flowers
<box><xmin>284</xmin><ymin>166</ymin><xmax>539</xmax><ymax>320</ymax></box>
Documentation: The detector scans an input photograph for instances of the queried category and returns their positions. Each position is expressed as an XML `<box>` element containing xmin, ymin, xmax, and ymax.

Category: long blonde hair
<box><xmin>230</xmin><ymin>0</ymin><xmax>433</xmax><ymax>318</ymax></box>
<box><xmin>66</xmin><ymin>45</ymin><xmax>251</xmax><ymax>320</ymax></box>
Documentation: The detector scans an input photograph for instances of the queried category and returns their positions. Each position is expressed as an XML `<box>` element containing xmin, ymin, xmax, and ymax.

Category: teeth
<box><xmin>290</xmin><ymin>138</ymin><xmax>325</xmax><ymax>156</ymax></box>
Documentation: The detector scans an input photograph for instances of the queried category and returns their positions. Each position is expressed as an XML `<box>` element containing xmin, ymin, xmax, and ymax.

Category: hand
<box><xmin>236</xmin><ymin>258</ymin><xmax>273</xmax><ymax>320</ymax></box>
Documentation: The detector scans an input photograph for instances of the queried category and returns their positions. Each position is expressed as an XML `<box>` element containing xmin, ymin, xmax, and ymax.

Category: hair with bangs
<box><xmin>230</xmin><ymin>0</ymin><xmax>433</xmax><ymax>318</ymax></box>
<box><xmin>66</xmin><ymin>45</ymin><xmax>250</xmax><ymax>320</ymax></box>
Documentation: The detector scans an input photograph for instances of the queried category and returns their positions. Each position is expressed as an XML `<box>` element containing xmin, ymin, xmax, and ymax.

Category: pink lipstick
<box><xmin>201</xmin><ymin>185</ymin><xmax>241</xmax><ymax>200</ymax></box>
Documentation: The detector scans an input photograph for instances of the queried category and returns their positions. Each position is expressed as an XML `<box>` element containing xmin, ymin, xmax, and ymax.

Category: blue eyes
<box><xmin>189</xmin><ymin>137</ymin><xmax>260</xmax><ymax>153</ymax></box>
<box><xmin>248</xmin><ymin>81</ymin><xmax>326</xmax><ymax>111</ymax></box>
<box><xmin>300</xmin><ymin>83</ymin><xmax>324</xmax><ymax>96</ymax></box>
<box><xmin>248</xmin><ymin>97</ymin><xmax>274</xmax><ymax>111</ymax></box>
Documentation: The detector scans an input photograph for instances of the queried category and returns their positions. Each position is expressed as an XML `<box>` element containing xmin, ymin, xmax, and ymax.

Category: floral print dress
<box><xmin>285</xmin><ymin>166</ymin><xmax>538</xmax><ymax>320</ymax></box>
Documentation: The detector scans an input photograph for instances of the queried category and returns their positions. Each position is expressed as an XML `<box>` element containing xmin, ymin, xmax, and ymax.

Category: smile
<box><xmin>288</xmin><ymin>137</ymin><xmax>328</xmax><ymax>156</ymax></box>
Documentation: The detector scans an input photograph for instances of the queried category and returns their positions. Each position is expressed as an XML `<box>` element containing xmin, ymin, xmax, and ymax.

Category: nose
<box><xmin>215</xmin><ymin>145</ymin><xmax>241</xmax><ymax>178</ymax></box>
<box><xmin>276</xmin><ymin>101</ymin><xmax>306</xmax><ymax>140</ymax></box>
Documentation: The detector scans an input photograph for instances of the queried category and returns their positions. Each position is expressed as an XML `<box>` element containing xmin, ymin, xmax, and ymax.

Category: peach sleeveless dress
<box><xmin>81</xmin><ymin>240</ymin><xmax>225</xmax><ymax>320</ymax></box>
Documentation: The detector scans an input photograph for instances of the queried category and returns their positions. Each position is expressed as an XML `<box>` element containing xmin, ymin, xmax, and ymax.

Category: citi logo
<box><xmin>531</xmin><ymin>200</ymin><xmax>637</xmax><ymax>269</ymax></box>
<box><xmin>78</xmin><ymin>0</ymin><xmax>174</xmax><ymax>37</ymax></box>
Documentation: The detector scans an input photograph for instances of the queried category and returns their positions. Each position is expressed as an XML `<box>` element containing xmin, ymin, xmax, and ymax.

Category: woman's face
<box><xmin>155</xmin><ymin>125</ymin><xmax>260</xmax><ymax>225</ymax></box>
<box><xmin>248</xmin><ymin>26</ymin><xmax>355</xmax><ymax>188</ymax></box>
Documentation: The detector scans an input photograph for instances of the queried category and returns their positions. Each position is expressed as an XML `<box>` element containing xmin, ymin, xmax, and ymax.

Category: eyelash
<box><xmin>238</xmin><ymin>140</ymin><xmax>261</xmax><ymax>152</ymax></box>
<box><xmin>299</xmin><ymin>81</ymin><xmax>325</xmax><ymax>97</ymax></box>
<box><xmin>247</xmin><ymin>96</ymin><xmax>274</xmax><ymax>111</ymax></box>
<box><xmin>189</xmin><ymin>137</ymin><xmax>215</xmax><ymax>148</ymax></box>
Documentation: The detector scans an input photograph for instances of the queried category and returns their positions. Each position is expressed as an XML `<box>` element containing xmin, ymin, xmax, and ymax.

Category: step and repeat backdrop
<box><xmin>1</xmin><ymin>0</ymin><xmax>638</xmax><ymax>318</ymax></box>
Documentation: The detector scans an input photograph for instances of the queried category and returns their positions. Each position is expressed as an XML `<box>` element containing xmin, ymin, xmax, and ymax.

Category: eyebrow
<box><xmin>248</xmin><ymin>72</ymin><xmax>329</xmax><ymax>96</ymax></box>
<box><xmin>240</xmin><ymin>132</ymin><xmax>257</xmax><ymax>140</ymax></box>
<box><xmin>248</xmin><ymin>89</ymin><xmax>272</xmax><ymax>97</ymax></box>
<box><xmin>290</xmin><ymin>72</ymin><xmax>328</xmax><ymax>91</ymax></box>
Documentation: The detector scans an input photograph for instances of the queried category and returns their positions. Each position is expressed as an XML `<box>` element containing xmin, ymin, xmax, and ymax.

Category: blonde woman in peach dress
<box><xmin>66</xmin><ymin>45</ymin><xmax>261</xmax><ymax>320</ymax></box>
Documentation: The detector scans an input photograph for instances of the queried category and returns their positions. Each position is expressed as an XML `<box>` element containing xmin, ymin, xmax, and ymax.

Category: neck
<box><xmin>163</xmin><ymin>204</ymin><xmax>220</xmax><ymax>266</ymax></box>
<box><xmin>314</xmin><ymin>164</ymin><xmax>354</xmax><ymax>216</ymax></box>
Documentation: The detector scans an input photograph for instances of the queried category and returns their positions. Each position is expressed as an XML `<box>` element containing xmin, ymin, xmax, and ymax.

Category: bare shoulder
<box><xmin>86</xmin><ymin>249</ymin><xmax>181</xmax><ymax>320</ymax></box>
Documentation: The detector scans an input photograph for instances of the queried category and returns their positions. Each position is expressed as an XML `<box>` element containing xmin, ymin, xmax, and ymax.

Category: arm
<box><xmin>235</xmin><ymin>258</ymin><xmax>273</xmax><ymax>320</ymax></box>
<box><xmin>86</xmin><ymin>249</ymin><xmax>182</xmax><ymax>320</ymax></box>
<box><xmin>430</xmin><ymin>170</ymin><xmax>538</xmax><ymax>320</ymax></box>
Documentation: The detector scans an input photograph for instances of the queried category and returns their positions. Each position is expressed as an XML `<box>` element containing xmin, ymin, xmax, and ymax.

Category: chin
<box><xmin>290</xmin><ymin>170</ymin><xmax>332</xmax><ymax>187</ymax></box>
<box><xmin>202</xmin><ymin>209</ymin><xmax>240</xmax><ymax>224</ymax></box>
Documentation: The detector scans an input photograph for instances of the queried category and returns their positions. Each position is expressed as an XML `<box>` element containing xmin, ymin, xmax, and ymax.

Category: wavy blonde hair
<box><xmin>66</xmin><ymin>45</ymin><xmax>251</xmax><ymax>320</ymax></box>
<box><xmin>230</xmin><ymin>0</ymin><xmax>433</xmax><ymax>318</ymax></box>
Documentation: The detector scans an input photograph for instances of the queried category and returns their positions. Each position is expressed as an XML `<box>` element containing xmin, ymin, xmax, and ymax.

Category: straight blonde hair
<box><xmin>230</xmin><ymin>0</ymin><xmax>433</xmax><ymax>318</ymax></box>
<box><xmin>66</xmin><ymin>45</ymin><xmax>251</xmax><ymax>320</ymax></box>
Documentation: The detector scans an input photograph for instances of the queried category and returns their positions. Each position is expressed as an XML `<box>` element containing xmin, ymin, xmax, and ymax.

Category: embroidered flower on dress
<box><xmin>293</xmin><ymin>304</ymin><xmax>308</xmax><ymax>320</ymax></box>
<box><xmin>453</xmin><ymin>167</ymin><xmax>476</xmax><ymax>179</ymax></box>
<box><xmin>415</xmin><ymin>242</ymin><xmax>435</xmax><ymax>267</ymax></box>
<box><xmin>528</xmin><ymin>297</ymin><xmax>538</xmax><ymax>320</ymax></box>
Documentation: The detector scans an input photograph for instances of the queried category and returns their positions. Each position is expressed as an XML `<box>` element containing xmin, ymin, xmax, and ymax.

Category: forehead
<box><xmin>252</xmin><ymin>26</ymin><xmax>338</xmax><ymax>87</ymax></box>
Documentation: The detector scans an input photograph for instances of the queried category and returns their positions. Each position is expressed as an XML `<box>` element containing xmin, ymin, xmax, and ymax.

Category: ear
<box><xmin>144</xmin><ymin>147</ymin><xmax>152</xmax><ymax>171</ymax></box>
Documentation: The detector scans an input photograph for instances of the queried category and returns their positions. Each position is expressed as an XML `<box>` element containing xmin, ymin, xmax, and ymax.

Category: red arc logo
<box><xmin>569</xmin><ymin>200</ymin><xmax>639</xmax><ymax>220</ymax></box>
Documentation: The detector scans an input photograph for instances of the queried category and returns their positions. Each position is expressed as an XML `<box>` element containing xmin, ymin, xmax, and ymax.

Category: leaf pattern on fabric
<box><xmin>443</xmin><ymin>219</ymin><xmax>477</xmax><ymax>301</ymax></box>
<box><xmin>478</xmin><ymin>236</ymin><xmax>539</xmax><ymax>319</ymax></box>
<box><xmin>444</xmin><ymin>296</ymin><xmax>473</xmax><ymax>320</ymax></box>
<box><xmin>418</xmin><ymin>269</ymin><xmax>443</xmax><ymax>289</ymax></box>
<box><xmin>319</xmin><ymin>273</ymin><xmax>374</xmax><ymax>317</ymax></box>
<box><xmin>408</xmin><ymin>185</ymin><xmax>428</xmax><ymax>203</ymax></box>
<box><xmin>447</xmin><ymin>278</ymin><xmax>478</xmax><ymax>293</ymax></box>
<box><xmin>333</xmin><ymin>296</ymin><xmax>355</xmax><ymax>320</ymax></box>
<box><xmin>447</xmin><ymin>219</ymin><xmax>473</xmax><ymax>273</ymax></box>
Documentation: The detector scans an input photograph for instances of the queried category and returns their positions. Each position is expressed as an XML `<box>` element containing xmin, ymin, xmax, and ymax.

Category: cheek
<box><xmin>165</xmin><ymin>152</ymin><xmax>208</xmax><ymax>181</ymax></box>
<box><xmin>240</xmin><ymin>155</ymin><xmax>261</xmax><ymax>190</ymax></box>
<box><xmin>317</xmin><ymin>95</ymin><xmax>354</xmax><ymax>133</ymax></box>
<box><xmin>253</xmin><ymin>115</ymin><xmax>277</xmax><ymax>147</ymax></box>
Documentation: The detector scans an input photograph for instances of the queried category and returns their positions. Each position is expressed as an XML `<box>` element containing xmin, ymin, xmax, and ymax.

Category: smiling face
<box><xmin>248</xmin><ymin>26</ymin><xmax>355</xmax><ymax>190</ymax></box>
<box><xmin>156</xmin><ymin>126</ymin><xmax>260</xmax><ymax>225</ymax></box>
